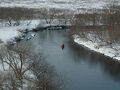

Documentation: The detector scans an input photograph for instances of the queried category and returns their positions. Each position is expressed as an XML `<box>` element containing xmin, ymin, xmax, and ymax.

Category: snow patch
<box><xmin>0</xmin><ymin>27</ymin><xmax>19</xmax><ymax>43</ymax></box>
<box><xmin>0</xmin><ymin>20</ymin><xmax>40</xmax><ymax>43</ymax></box>
<box><xmin>0</xmin><ymin>0</ymin><xmax>119</xmax><ymax>11</ymax></box>
<box><xmin>74</xmin><ymin>35</ymin><xmax>120</xmax><ymax>61</ymax></box>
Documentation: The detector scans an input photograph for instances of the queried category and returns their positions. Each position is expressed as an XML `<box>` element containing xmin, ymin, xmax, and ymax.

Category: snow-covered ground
<box><xmin>0</xmin><ymin>20</ymin><xmax>40</xmax><ymax>44</ymax></box>
<box><xmin>74</xmin><ymin>35</ymin><xmax>120</xmax><ymax>61</ymax></box>
<box><xmin>0</xmin><ymin>18</ymin><xmax>70</xmax><ymax>44</ymax></box>
<box><xmin>0</xmin><ymin>0</ymin><xmax>119</xmax><ymax>10</ymax></box>
<box><xmin>0</xmin><ymin>27</ymin><xmax>20</xmax><ymax>43</ymax></box>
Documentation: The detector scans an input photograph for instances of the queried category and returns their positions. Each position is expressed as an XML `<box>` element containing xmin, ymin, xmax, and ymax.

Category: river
<box><xmin>27</xmin><ymin>30</ymin><xmax>120</xmax><ymax>90</ymax></box>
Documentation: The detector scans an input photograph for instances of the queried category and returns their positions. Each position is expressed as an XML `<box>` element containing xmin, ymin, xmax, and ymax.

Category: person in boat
<box><xmin>61</xmin><ymin>44</ymin><xmax>65</xmax><ymax>50</ymax></box>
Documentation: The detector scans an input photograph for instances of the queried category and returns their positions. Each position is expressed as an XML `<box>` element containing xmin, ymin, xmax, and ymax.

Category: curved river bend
<box><xmin>27</xmin><ymin>30</ymin><xmax>120</xmax><ymax>90</ymax></box>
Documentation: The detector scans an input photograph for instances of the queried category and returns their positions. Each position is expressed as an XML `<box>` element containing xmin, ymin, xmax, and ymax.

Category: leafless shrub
<box><xmin>0</xmin><ymin>71</ymin><xmax>18</xmax><ymax>90</ymax></box>
<box><xmin>25</xmin><ymin>52</ymin><xmax>64</xmax><ymax>90</ymax></box>
<box><xmin>0</xmin><ymin>42</ymin><xmax>65</xmax><ymax>90</ymax></box>
<box><xmin>69</xmin><ymin>1</ymin><xmax>120</xmax><ymax>46</ymax></box>
<box><xmin>0</xmin><ymin>7</ymin><xmax>35</xmax><ymax>26</ymax></box>
<box><xmin>0</xmin><ymin>44</ymin><xmax>31</xmax><ymax>89</ymax></box>
<box><xmin>37</xmin><ymin>8</ymin><xmax>58</xmax><ymax>25</ymax></box>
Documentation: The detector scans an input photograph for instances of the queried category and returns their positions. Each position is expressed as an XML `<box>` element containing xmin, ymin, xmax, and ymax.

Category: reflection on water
<box><xmin>28</xmin><ymin>30</ymin><xmax>120</xmax><ymax>90</ymax></box>
<box><xmin>69</xmin><ymin>41</ymin><xmax>120</xmax><ymax>81</ymax></box>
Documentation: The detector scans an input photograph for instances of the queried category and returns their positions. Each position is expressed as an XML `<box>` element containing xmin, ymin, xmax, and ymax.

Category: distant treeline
<box><xmin>0</xmin><ymin>7</ymin><xmax>35</xmax><ymax>20</ymax></box>
<box><xmin>72</xmin><ymin>6</ymin><xmax>120</xmax><ymax>28</ymax></box>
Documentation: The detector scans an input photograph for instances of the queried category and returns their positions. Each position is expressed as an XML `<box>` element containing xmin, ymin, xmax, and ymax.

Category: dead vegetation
<box><xmin>70</xmin><ymin>1</ymin><xmax>120</xmax><ymax>45</ymax></box>
<box><xmin>0</xmin><ymin>42</ymin><xmax>65</xmax><ymax>90</ymax></box>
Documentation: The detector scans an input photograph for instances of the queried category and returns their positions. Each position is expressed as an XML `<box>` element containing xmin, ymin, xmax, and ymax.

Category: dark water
<box><xmin>28</xmin><ymin>30</ymin><xmax>120</xmax><ymax>90</ymax></box>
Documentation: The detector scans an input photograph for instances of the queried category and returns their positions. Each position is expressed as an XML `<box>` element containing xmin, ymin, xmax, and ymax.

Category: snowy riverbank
<box><xmin>0</xmin><ymin>19</ymin><xmax>68</xmax><ymax>45</ymax></box>
<box><xmin>0</xmin><ymin>20</ymin><xmax>40</xmax><ymax>44</ymax></box>
<box><xmin>73</xmin><ymin>35</ymin><xmax>120</xmax><ymax>61</ymax></box>
<box><xmin>0</xmin><ymin>27</ymin><xmax>19</xmax><ymax>43</ymax></box>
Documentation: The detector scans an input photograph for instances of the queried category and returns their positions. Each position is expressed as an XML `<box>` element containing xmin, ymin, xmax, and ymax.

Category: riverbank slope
<box><xmin>73</xmin><ymin>35</ymin><xmax>120</xmax><ymax>61</ymax></box>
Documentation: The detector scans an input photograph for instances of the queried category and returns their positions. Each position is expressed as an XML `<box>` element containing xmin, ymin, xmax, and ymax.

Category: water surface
<box><xmin>29</xmin><ymin>30</ymin><xmax>120</xmax><ymax>90</ymax></box>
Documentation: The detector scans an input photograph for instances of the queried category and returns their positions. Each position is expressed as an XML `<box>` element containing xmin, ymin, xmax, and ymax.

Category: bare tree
<box><xmin>28</xmin><ymin>53</ymin><xmax>65</xmax><ymax>90</ymax></box>
<box><xmin>0</xmin><ymin>42</ymin><xmax>33</xmax><ymax>89</ymax></box>
<box><xmin>0</xmin><ymin>42</ymin><xmax>65</xmax><ymax>90</ymax></box>
<box><xmin>38</xmin><ymin>8</ymin><xmax>57</xmax><ymax>25</ymax></box>
<box><xmin>0</xmin><ymin>7</ymin><xmax>34</xmax><ymax>26</ymax></box>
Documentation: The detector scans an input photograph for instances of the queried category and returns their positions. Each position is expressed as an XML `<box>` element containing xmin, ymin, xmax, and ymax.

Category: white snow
<box><xmin>0</xmin><ymin>62</ymin><xmax>9</xmax><ymax>71</ymax></box>
<box><xmin>26</xmin><ymin>20</ymin><xmax>40</xmax><ymax>30</ymax></box>
<box><xmin>74</xmin><ymin>35</ymin><xmax>120</xmax><ymax>61</ymax></box>
<box><xmin>0</xmin><ymin>18</ymin><xmax>69</xmax><ymax>44</ymax></box>
<box><xmin>0</xmin><ymin>20</ymin><xmax>40</xmax><ymax>43</ymax></box>
<box><xmin>0</xmin><ymin>0</ymin><xmax>119</xmax><ymax>11</ymax></box>
<box><xmin>0</xmin><ymin>27</ymin><xmax>20</xmax><ymax>43</ymax></box>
